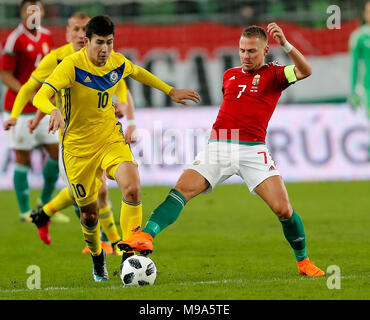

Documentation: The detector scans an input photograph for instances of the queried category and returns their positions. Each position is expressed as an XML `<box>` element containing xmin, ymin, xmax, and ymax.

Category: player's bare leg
<box><xmin>118</xmin><ymin>169</ymin><xmax>209</xmax><ymax>254</ymax></box>
<box><xmin>255</xmin><ymin>176</ymin><xmax>325</xmax><ymax>276</ymax></box>
<box><xmin>173</xmin><ymin>169</ymin><xmax>210</xmax><ymax>201</ymax></box>
<box><xmin>255</xmin><ymin>175</ymin><xmax>292</xmax><ymax>220</ymax></box>
<box><xmin>80</xmin><ymin>201</ymin><xmax>108</xmax><ymax>282</ymax></box>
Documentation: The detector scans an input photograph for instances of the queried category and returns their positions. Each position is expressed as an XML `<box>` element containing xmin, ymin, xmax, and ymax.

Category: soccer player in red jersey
<box><xmin>0</xmin><ymin>0</ymin><xmax>60</xmax><ymax>222</ymax></box>
<box><xmin>119</xmin><ymin>23</ymin><xmax>325</xmax><ymax>277</ymax></box>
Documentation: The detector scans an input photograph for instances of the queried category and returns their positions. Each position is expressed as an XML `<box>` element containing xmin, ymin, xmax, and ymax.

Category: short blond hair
<box><xmin>241</xmin><ymin>25</ymin><xmax>268</xmax><ymax>42</ymax></box>
<box><xmin>68</xmin><ymin>12</ymin><xmax>91</xmax><ymax>25</ymax></box>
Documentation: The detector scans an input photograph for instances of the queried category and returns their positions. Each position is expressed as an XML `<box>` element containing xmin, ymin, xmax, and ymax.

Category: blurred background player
<box><xmin>32</xmin><ymin>15</ymin><xmax>200</xmax><ymax>281</ymax></box>
<box><xmin>119</xmin><ymin>23</ymin><xmax>325</xmax><ymax>277</ymax></box>
<box><xmin>349</xmin><ymin>0</ymin><xmax>370</xmax><ymax>159</ymax></box>
<box><xmin>0</xmin><ymin>0</ymin><xmax>62</xmax><ymax>222</ymax></box>
<box><xmin>4</xmin><ymin>11</ymin><xmax>132</xmax><ymax>255</ymax></box>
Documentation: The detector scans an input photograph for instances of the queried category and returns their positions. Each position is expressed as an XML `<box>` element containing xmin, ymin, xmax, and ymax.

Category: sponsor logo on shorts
<box><xmin>193</xmin><ymin>160</ymin><xmax>201</xmax><ymax>165</ymax></box>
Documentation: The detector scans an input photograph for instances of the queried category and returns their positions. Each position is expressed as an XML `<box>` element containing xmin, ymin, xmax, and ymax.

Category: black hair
<box><xmin>85</xmin><ymin>15</ymin><xmax>114</xmax><ymax>40</ymax></box>
<box><xmin>20</xmin><ymin>0</ymin><xmax>42</xmax><ymax>9</ymax></box>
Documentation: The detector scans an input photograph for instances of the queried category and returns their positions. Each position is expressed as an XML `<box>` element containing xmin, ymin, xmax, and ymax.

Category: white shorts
<box><xmin>3</xmin><ymin>112</ymin><xmax>59</xmax><ymax>150</ymax></box>
<box><xmin>58</xmin><ymin>145</ymin><xmax>69</xmax><ymax>186</ymax></box>
<box><xmin>188</xmin><ymin>141</ymin><xmax>280</xmax><ymax>195</ymax></box>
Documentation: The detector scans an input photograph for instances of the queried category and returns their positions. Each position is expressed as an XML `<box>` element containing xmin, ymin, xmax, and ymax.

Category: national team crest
<box><xmin>252</xmin><ymin>74</ymin><xmax>260</xmax><ymax>86</ymax></box>
<box><xmin>109</xmin><ymin>71</ymin><xmax>119</xmax><ymax>84</ymax></box>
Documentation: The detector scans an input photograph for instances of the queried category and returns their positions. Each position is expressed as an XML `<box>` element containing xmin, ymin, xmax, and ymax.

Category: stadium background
<box><xmin>0</xmin><ymin>0</ymin><xmax>370</xmax><ymax>302</ymax></box>
<box><xmin>0</xmin><ymin>0</ymin><xmax>369</xmax><ymax>187</ymax></box>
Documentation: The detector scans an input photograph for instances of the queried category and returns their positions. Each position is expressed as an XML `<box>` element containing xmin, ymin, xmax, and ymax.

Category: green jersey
<box><xmin>349</xmin><ymin>24</ymin><xmax>370</xmax><ymax>92</ymax></box>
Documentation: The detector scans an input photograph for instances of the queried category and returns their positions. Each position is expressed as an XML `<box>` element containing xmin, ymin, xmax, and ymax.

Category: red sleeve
<box><xmin>222</xmin><ymin>70</ymin><xmax>229</xmax><ymax>95</ymax></box>
<box><xmin>0</xmin><ymin>52</ymin><xmax>17</xmax><ymax>71</ymax></box>
<box><xmin>0</xmin><ymin>33</ymin><xmax>18</xmax><ymax>72</ymax></box>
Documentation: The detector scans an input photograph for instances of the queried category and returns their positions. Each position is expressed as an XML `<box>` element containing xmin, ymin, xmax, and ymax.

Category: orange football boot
<box><xmin>82</xmin><ymin>242</ymin><xmax>113</xmax><ymax>255</ymax></box>
<box><xmin>297</xmin><ymin>258</ymin><xmax>325</xmax><ymax>276</ymax></box>
<box><xmin>117</xmin><ymin>227</ymin><xmax>153</xmax><ymax>255</ymax></box>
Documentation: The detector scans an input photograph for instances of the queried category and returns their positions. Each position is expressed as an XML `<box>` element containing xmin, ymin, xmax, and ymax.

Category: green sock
<box><xmin>279</xmin><ymin>210</ymin><xmax>308</xmax><ymax>262</ymax></box>
<box><xmin>143</xmin><ymin>189</ymin><xmax>187</xmax><ymax>238</ymax></box>
<box><xmin>41</xmin><ymin>158</ymin><xmax>59</xmax><ymax>204</ymax></box>
<box><xmin>14</xmin><ymin>163</ymin><xmax>30</xmax><ymax>214</ymax></box>
<box><xmin>101</xmin><ymin>229</ymin><xmax>109</xmax><ymax>242</ymax></box>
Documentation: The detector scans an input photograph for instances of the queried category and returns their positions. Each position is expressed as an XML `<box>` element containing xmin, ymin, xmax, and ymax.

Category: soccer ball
<box><xmin>120</xmin><ymin>255</ymin><xmax>157</xmax><ymax>287</ymax></box>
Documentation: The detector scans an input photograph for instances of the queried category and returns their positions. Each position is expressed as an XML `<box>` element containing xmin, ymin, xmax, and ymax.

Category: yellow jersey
<box><xmin>43</xmin><ymin>47</ymin><xmax>134</xmax><ymax>157</ymax></box>
<box><xmin>10</xmin><ymin>43</ymin><xmax>75</xmax><ymax>118</ymax></box>
<box><xmin>32</xmin><ymin>43</ymin><xmax>75</xmax><ymax>84</ymax></box>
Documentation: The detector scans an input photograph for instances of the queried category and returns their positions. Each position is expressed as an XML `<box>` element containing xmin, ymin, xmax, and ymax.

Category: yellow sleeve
<box><xmin>44</xmin><ymin>57</ymin><xmax>75</xmax><ymax>92</ymax></box>
<box><xmin>10</xmin><ymin>76</ymin><xmax>41</xmax><ymax>118</ymax></box>
<box><xmin>33</xmin><ymin>57</ymin><xmax>75</xmax><ymax>114</ymax></box>
<box><xmin>129</xmin><ymin>65</ymin><xmax>173</xmax><ymax>95</ymax></box>
<box><xmin>115</xmin><ymin>79</ymin><xmax>128</xmax><ymax>103</ymax></box>
<box><xmin>31</xmin><ymin>50</ymin><xmax>58</xmax><ymax>83</ymax></box>
<box><xmin>33</xmin><ymin>83</ymin><xmax>58</xmax><ymax>114</ymax></box>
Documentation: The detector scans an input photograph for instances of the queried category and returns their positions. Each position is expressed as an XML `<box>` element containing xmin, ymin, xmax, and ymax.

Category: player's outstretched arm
<box><xmin>0</xmin><ymin>70</ymin><xmax>22</xmax><ymax>93</ymax></box>
<box><xmin>115</xmin><ymin>79</ymin><xmax>138</xmax><ymax>142</ymax></box>
<box><xmin>169</xmin><ymin>88</ymin><xmax>201</xmax><ymax>106</ymax></box>
<box><xmin>3</xmin><ymin>117</ymin><xmax>17</xmax><ymax>130</ymax></box>
<box><xmin>267</xmin><ymin>22</ymin><xmax>312</xmax><ymax>80</ymax></box>
<box><xmin>130</xmin><ymin>65</ymin><xmax>200</xmax><ymax>105</ymax></box>
<box><xmin>123</xmin><ymin>90</ymin><xmax>138</xmax><ymax>143</ymax></box>
<box><xmin>12</xmin><ymin>77</ymin><xmax>40</xmax><ymax>118</ymax></box>
<box><xmin>33</xmin><ymin>84</ymin><xmax>63</xmax><ymax>134</ymax></box>
<box><xmin>28</xmin><ymin>110</ymin><xmax>46</xmax><ymax>133</ymax></box>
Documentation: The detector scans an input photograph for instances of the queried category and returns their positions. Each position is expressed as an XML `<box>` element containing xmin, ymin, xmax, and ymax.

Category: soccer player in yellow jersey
<box><xmin>5</xmin><ymin>13</ymin><xmax>127</xmax><ymax>253</ymax></box>
<box><xmin>3</xmin><ymin>13</ymin><xmax>89</xmax><ymax>229</ymax></box>
<box><xmin>33</xmin><ymin>15</ymin><xmax>200</xmax><ymax>281</ymax></box>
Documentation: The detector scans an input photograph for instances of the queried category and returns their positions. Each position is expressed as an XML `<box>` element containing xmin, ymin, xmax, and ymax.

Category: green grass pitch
<box><xmin>0</xmin><ymin>181</ymin><xmax>369</xmax><ymax>300</ymax></box>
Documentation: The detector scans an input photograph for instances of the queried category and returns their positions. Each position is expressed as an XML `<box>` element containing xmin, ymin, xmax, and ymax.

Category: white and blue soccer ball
<box><xmin>120</xmin><ymin>255</ymin><xmax>157</xmax><ymax>287</ymax></box>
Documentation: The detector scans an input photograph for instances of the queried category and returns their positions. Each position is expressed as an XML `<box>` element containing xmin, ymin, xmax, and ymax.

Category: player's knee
<box><xmin>122</xmin><ymin>183</ymin><xmax>141</xmax><ymax>203</ymax></box>
<box><xmin>98</xmin><ymin>184</ymin><xmax>108</xmax><ymax>201</ymax></box>
<box><xmin>81</xmin><ymin>211</ymin><xmax>99</xmax><ymax>227</ymax></box>
<box><xmin>271</xmin><ymin>201</ymin><xmax>292</xmax><ymax>220</ymax></box>
<box><xmin>174</xmin><ymin>183</ymin><xmax>204</xmax><ymax>202</ymax></box>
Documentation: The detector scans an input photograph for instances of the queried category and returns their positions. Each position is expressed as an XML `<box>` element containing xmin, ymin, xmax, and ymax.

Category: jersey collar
<box><xmin>241</xmin><ymin>64</ymin><xmax>268</xmax><ymax>74</ymax></box>
<box><xmin>20</xmin><ymin>23</ymin><xmax>41</xmax><ymax>42</ymax></box>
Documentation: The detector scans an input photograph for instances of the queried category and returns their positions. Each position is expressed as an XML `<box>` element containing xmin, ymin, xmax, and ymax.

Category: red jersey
<box><xmin>210</xmin><ymin>63</ymin><xmax>295</xmax><ymax>144</ymax></box>
<box><xmin>0</xmin><ymin>23</ymin><xmax>52</xmax><ymax>113</ymax></box>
